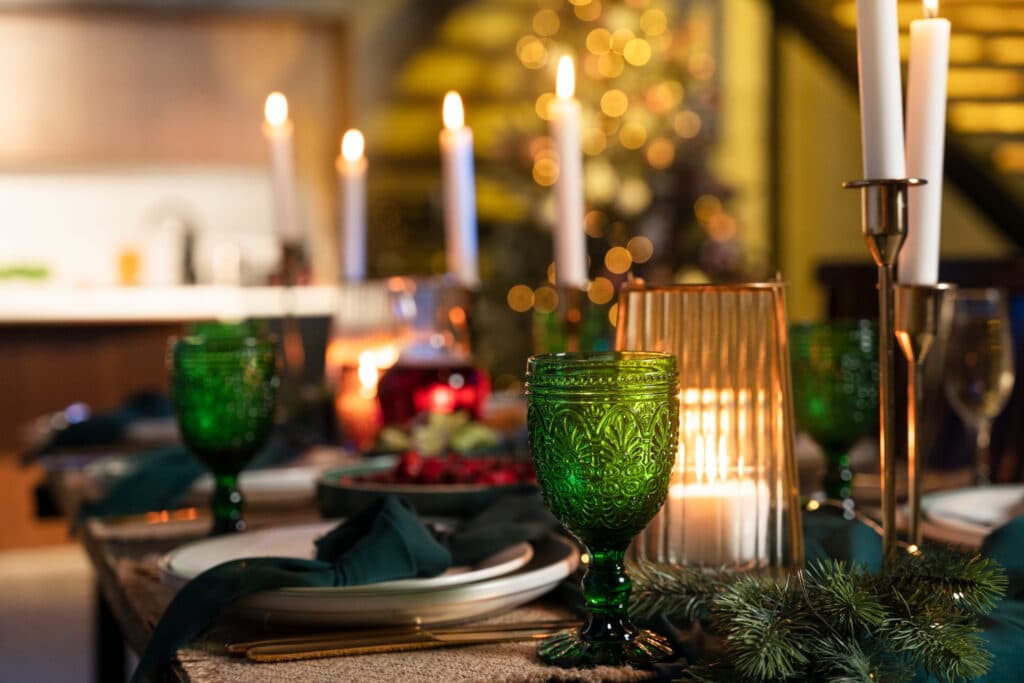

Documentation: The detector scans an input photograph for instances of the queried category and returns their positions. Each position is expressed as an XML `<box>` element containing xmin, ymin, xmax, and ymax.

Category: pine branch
<box><xmin>804</xmin><ymin>559</ymin><xmax>887</xmax><ymax>636</ymax></box>
<box><xmin>890</xmin><ymin>545</ymin><xmax>1008</xmax><ymax>616</ymax></box>
<box><xmin>883</xmin><ymin>610</ymin><xmax>992</xmax><ymax>682</ymax></box>
<box><xmin>627</xmin><ymin>546</ymin><xmax>1007</xmax><ymax>683</ymax></box>
<box><xmin>711</xmin><ymin>576</ymin><xmax>816</xmax><ymax>680</ymax></box>
<box><xmin>627</xmin><ymin>561</ymin><xmax>730</xmax><ymax>622</ymax></box>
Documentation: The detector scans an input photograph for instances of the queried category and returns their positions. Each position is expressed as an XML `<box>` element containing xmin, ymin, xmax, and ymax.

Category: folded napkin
<box><xmin>132</xmin><ymin>491</ymin><xmax>558</xmax><ymax>683</ymax></box>
<box><xmin>39</xmin><ymin>391</ymin><xmax>173</xmax><ymax>454</ymax></box>
<box><xmin>80</xmin><ymin>431</ymin><xmax>298</xmax><ymax>520</ymax></box>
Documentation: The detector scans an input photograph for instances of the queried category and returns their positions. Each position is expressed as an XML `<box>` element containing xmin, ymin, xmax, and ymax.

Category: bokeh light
<box><xmin>694</xmin><ymin>194</ymin><xmax>723</xmax><ymax>223</ymax></box>
<box><xmin>507</xmin><ymin>284</ymin><xmax>534</xmax><ymax>312</ymax></box>
<box><xmin>587</xmin><ymin>277</ymin><xmax>615</xmax><ymax>305</ymax></box>
<box><xmin>575</xmin><ymin>0</ymin><xmax>602</xmax><ymax>21</ymax></box>
<box><xmin>597</xmin><ymin>52</ymin><xmax>625</xmax><ymax>77</ymax></box>
<box><xmin>535</xmin><ymin>92</ymin><xmax>556</xmax><ymax>120</ymax></box>
<box><xmin>623</xmin><ymin>38</ymin><xmax>652</xmax><ymax>66</ymax></box>
<box><xmin>586</xmin><ymin>28</ymin><xmax>612</xmax><ymax>54</ymax></box>
<box><xmin>600</xmin><ymin>89</ymin><xmax>630</xmax><ymax>117</ymax></box>
<box><xmin>605</xmin><ymin>246</ymin><xmax>633</xmax><ymax>274</ymax></box>
<box><xmin>533</xmin><ymin>9</ymin><xmax>560</xmax><ymax>37</ymax></box>
<box><xmin>517</xmin><ymin>35</ymin><xmax>548</xmax><ymax>69</ymax></box>
<box><xmin>610</xmin><ymin>29</ymin><xmax>636</xmax><ymax>54</ymax></box>
<box><xmin>534</xmin><ymin>286</ymin><xmax>559</xmax><ymax>313</ymax></box>
<box><xmin>619</xmin><ymin>121</ymin><xmax>648</xmax><ymax>149</ymax></box>
<box><xmin>627</xmin><ymin>236</ymin><xmax>654</xmax><ymax>263</ymax></box>
<box><xmin>646</xmin><ymin>136</ymin><xmax>676</xmax><ymax>169</ymax></box>
<box><xmin>674</xmin><ymin>110</ymin><xmax>702</xmax><ymax>138</ymax></box>
<box><xmin>585</xmin><ymin>210</ymin><xmax>608</xmax><ymax>238</ymax></box>
<box><xmin>640</xmin><ymin>8</ymin><xmax>667</xmax><ymax>36</ymax></box>
<box><xmin>608</xmin><ymin>303</ymin><xmax>619</xmax><ymax>327</ymax></box>
<box><xmin>533</xmin><ymin>157</ymin><xmax>559</xmax><ymax>186</ymax></box>
<box><xmin>617</xmin><ymin>177</ymin><xmax>653</xmax><ymax>215</ymax></box>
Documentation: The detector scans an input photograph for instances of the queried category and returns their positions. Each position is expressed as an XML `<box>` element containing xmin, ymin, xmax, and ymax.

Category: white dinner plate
<box><xmin>922</xmin><ymin>484</ymin><xmax>1024</xmax><ymax>545</ymax></box>
<box><xmin>161</xmin><ymin>520</ymin><xmax>533</xmax><ymax>593</ymax></box>
<box><xmin>160</xmin><ymin>525</ymin><xmax>577</xmax><ymax>626</ymax></box>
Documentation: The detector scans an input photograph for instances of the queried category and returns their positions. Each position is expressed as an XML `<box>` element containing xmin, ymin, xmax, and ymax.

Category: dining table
<box><xmin>79</xmin><ymin>505</ymin><xmax>657</xmax><ymax>683</ymax></box>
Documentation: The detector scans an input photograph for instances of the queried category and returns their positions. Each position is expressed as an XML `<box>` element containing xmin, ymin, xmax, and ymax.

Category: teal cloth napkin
<box><xmin>80</xmin><ymin>436</ymin><xmax>294</xmax><ymax>519</ymax></box>
<box><xmin>131</xmin><ymin>496</ymin><xmax>450</xmax><ymax>683</ymax></box>
<box><xmin>132</xmin><ymin>490</ymin><xmax>558</xmax><ymax>683</ymax></box>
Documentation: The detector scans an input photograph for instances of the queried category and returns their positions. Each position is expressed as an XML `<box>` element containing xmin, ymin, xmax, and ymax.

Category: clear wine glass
<box><xmin>943</xmin><ymin>288</ymin><xmax>1015</xmax><ymax>485</ymax></box>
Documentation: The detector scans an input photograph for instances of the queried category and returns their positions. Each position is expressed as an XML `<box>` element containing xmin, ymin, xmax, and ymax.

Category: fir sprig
<box><xmin>627</xmin><ymin>543</ymin><xmax>1008</xmax><ymax>683</ymax></box>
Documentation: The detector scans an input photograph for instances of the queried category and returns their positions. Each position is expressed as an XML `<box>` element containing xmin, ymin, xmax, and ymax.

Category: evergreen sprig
<box><xmin>628</xmin><ymin>544</ymin><xmax>1007</xmax><ymax>683</ymax></box>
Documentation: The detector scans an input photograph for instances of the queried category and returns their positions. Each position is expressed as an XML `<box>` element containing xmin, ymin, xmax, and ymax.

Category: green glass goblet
<box><xmin>171</xmin><ymin>331</ymin><xmax>279</xmax><ymax>535</ymax></box>
<box><xmin>526</xmin><ymin>351</ymin><xmax>679</xmax><ymax>668</ymax></box>
<box><xmin>790</xmin><ymin>321</ymin><xmax>878</xmax><ymax>504</ymax></box>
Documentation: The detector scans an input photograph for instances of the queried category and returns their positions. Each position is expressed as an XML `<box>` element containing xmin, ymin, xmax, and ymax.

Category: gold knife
<box><xmin>244</xmin><ymin>626</ymin><xmax>575</xmax><ymax>663</ymax></box>
<box><xmin>226</xmin><ymin>619</ymin><xmax>579</xmax><ymax>655</ymax></box>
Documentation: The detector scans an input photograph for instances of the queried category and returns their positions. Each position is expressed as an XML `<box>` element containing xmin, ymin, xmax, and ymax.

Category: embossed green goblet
<box><xmin>171</xmin><ymin>330</ymin><xmax>279</xmax><ymax>535</ymax></box>
<box><xmin>526</xmin><ymin>352</ymin><xmax>679</xmax><ymax>668</ymax></box>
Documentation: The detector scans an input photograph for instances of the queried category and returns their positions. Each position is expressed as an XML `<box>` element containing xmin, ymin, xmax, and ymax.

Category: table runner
<box><xmin>176</xmin><ymin>605</ymin><xmax>653</xmax><ymax>683</ymax></box>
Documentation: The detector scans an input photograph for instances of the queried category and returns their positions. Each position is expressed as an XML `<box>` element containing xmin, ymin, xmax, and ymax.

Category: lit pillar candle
<box><xmin>439</xmin><ymin>92</ymin><xmax>480</xmax><ymax>289</ymax></box>
<box><xmin>337</xmin><ymin>129</ymin><xmax>368</xmax><ymax>282</ymax></box>
<box><xmin>855</xmin><ymin>0</ymin><xmax>906</xmax><ymax>179</ymax></box>
<box><xmin>549</xmin><ymin>57</ymin><xmax>588</xmax><ymax>290</ymax></box>
<box><xmin>901</xmin><ymin>0</ymin><xmax>950</xmax><ymax>285</ymax></box>
<box><xmin>262</xmin><ymin>92</ymin><xmax>301</xmax><ymax>245</ymax></box>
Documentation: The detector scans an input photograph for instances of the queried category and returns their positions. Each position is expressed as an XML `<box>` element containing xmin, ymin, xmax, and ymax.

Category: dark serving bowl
<box><xmin>316</xmin><ymin>455</ymin><xmax>536</xmax><ymax>518</ymax></box>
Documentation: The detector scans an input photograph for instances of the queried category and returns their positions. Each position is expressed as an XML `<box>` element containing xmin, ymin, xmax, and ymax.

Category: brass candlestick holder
<box><xmin>842</xmin><ymin>177</ymin><xmax>925</xmax><ymax>566</ymax></box>
<box><xmin>895</xmin><ymin>283</ymin><xmax>954</xmax><ymax>546</ymax></box>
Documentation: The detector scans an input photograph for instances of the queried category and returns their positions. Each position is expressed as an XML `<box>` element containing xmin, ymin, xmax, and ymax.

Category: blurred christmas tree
<box><xmin>508</xmin><ymin>0</ymin><xmax>747</xmax><ymax>292</ymax></box>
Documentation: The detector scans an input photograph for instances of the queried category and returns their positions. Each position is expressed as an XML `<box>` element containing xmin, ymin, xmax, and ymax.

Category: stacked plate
<box><xmin>159</xmin><ymin>521</ymin><xmax>579</xmax><ymax>627</ymax></box>
<box><xmin>921</xmin><ymin>484</ymin><xmax>1024</xmax><ymax>548</ymax></box>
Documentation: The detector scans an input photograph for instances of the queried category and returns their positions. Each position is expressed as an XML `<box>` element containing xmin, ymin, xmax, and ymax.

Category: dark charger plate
<box><xmin>316</xmin><ymin>455</ymin><xmax>536</xmax><ymax>518</ymax></box>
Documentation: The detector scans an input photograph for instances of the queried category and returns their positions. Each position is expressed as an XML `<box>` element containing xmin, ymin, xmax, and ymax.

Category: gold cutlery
<box><xmin>227</xmin><ymin>620</ymin><xmax>579</xmax><ymax>662</ymax></box>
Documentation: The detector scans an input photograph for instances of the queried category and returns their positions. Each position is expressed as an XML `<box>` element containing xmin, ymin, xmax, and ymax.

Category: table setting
<box><xmin>44</xmin><ymin>1</ymin><xmax>1024</xmax><ymax>682</ymax></box>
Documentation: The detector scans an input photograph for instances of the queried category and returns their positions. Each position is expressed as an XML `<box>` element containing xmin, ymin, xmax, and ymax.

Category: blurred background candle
<box><xmin>549</xmin><ymin>56</ymin><xmax>587</xmax><ymax>290</ymax></box>
<box><xmin>855</xmin><ymin>0</ymin><xmax>906</xmax><ymax>179</ymax></box>
<box><xmin>901</xmin><ymin>0</ymin><xmax>950</xmax><ymax>285</ymax></box>
<box><xmin>337</xmin><ymin>129</ymin><xmax>367</xmax><ymax>282</ymax></box>
<box><xmin>262</xmin><ymin>91</ymin><xmax>301</xmax><ymax>246</ymax></box>
<box><xmin>439</xmin><ymin>92</ymin><xmax>480</xmax><ymax>290</ymax></box>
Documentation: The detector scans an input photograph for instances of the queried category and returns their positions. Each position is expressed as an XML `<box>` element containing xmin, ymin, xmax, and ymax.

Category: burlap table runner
<box><xmin>177</xmin><ymin>603</ymin><xmax>655</xmax><ymax>683</ymax></box>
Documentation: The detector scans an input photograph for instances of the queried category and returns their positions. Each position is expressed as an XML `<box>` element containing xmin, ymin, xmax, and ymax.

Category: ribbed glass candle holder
<box><xmin>616</xmin><ymin>282</ymin><xmax>804</xmax><ymax>573</ymax></box>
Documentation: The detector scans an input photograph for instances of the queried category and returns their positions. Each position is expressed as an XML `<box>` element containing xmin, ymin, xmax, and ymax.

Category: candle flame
<box><xmin>341</xmin><ymin>129</ymin><xmax>365</xmax><ymax>161</ymax></box>
<box><xmin>923</xmin><ymin>0</ymin><xmax>938</xmax><ymax>19</ymax></box>
<box><xmin>556</xmin><ymin>56</ymin><xmax>575</xmax><ymax>99</ymax></box>
<box><xmin>264</xmin><ymin>92</ymin><xmax>289</xmax><ymax>127</ymax></box>
<box><xmin>442</xmin><ymin>91</ymin><xmax>465</xmax><ymax>131</ymax></box>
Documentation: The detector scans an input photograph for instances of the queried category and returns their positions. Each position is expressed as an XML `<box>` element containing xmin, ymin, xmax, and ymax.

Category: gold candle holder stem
<box><xmin>895</xmin><ymin>283</ymin><xmax>955</xmax><ymax>546</ymax></box>
<box><xmin>842</xmin><ymin>178</ymin><xmax>925</xmax><ymax>567</ymax></box>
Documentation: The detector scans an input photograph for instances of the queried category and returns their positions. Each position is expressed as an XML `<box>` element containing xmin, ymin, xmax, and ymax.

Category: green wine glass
<box><xmin>790</xmin><ymin>321</ymin><xmax>878</xmax><ymax>504</ymax></box>
<box><xmin>171</xmin><ymin>329</ymin><xmax>279</xmax><ymax>535</ymax></box>
<box><xmin>526</xmin><ymin>352</ymin><xmax>678</xmax><ymax>668</ymax></box>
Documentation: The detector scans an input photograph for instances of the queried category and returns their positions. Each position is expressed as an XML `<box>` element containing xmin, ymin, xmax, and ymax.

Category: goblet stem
<box><xmin>581</xmin><ymin>548</ymin><xmax>633</xmax><ymax>641</ymax></box>
<box><xmin>975</xmin><ymin>420</ymin><xmax>993</xmax><ymax>486</ymax></box>
<box><xmin>211</xmin><ymin>472</ymin><xmax>246</xmax><ymax>535</ymax></box>
<box><xmin>537</xmin><ymin>545</ymin><xmax>673</xmax><ymax>668</ymax></box>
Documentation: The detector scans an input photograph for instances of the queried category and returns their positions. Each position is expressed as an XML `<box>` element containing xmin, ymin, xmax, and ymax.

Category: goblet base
<box><xmin>537</xmin><ymin>628</ymin><xmax>673</xmax><ymax>669</ymax></box>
